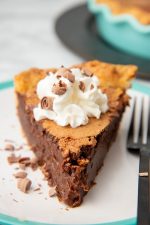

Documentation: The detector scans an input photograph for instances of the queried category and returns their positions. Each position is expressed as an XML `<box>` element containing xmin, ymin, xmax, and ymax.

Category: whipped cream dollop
<box><xmin>33</xmin><ymin>67</ymin><xmax>109</xmax><ymax>128</ymax></box>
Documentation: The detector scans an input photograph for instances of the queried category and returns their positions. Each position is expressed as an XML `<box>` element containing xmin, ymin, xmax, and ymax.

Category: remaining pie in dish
<box><xmin>14</xmin><ymin>60</ymin><xmax>137</xmax><ymax>207</ymax></box>
<box><xmin>96</xmin><ymin>0</ymin><xmax>150</xmax><ymax>25</ymax></box>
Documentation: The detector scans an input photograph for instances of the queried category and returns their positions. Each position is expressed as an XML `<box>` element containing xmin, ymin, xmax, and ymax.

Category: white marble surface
<box><xmin>0</xmin><ymin>0</ymin><xmax>149</xmax><ymax>87</ymax></box>
<box><xmin>0</xmin><ymin>0</ymin><xmax>85</xmax><ymax>82</ymax></box>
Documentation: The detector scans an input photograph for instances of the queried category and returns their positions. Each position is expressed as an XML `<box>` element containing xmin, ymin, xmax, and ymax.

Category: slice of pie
<box><xmin>14</xmin><ymin>60</ymin><xmax>137</xmax><ymax>207</ymax></box>
<box><xmin>96</xmin><ymin>0</ymin><xmax>150</xmax><ymax>25</ymax></box>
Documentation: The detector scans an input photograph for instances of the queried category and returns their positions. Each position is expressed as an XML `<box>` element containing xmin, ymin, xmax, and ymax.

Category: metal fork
<box><xmin>127</xmin><ymin>94</ymin><xmax>150</xmax><ymax>225</ymax></box>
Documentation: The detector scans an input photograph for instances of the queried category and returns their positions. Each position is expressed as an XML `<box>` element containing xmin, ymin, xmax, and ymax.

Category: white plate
<box><xmin>0</xmin><ymin>82</ymin><xmax>148</xmax><ymax>225</ymax></box>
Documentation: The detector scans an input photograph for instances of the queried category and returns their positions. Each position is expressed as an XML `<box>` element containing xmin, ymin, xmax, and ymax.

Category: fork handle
<box><xmin>137</xmin><ymin>148</ymin><xmax>150</xmax><ymax>225</ymax></box>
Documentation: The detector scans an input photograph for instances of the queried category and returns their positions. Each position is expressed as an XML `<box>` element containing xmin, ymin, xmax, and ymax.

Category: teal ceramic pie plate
<box><xmin>87</xmin><ymin>0</ymin><xmax>150</xmax><ymax>59</ymax></box>
<box><xmin>0</xmin><ymin>79</ymin><xmax>150</xmax><ymax>225</ymax></box>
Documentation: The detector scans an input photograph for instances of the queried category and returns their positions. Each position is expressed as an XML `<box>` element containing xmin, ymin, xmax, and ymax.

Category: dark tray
<box><xmin>55</xmin><ymin>4</ymin><xmax>150</xmax><ymax>80</ymax></box>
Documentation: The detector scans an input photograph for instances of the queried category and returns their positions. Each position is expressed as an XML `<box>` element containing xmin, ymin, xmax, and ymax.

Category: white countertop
<box><xmin>0</xmin><ymin>0</ymin><xmax>149</xmax><ymax>87</ymax></box>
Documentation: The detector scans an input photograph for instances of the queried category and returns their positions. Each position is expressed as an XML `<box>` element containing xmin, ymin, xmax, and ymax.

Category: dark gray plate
<box><xmin>55</xmin><ymin>4</ymin><xmax>150</xmax><ymax>80</ymax></box>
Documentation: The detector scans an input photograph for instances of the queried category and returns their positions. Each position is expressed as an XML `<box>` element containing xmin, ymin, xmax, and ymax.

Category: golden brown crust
<box><xmin>96</xmin><ymin>0</ymin><xmax>150</xmax><ymax>25</ymax></box>
<box><xmin>14</xmin><ymin>68</ymin><xmax>56</xmax><ymax>95</ymax></box>
<box><xmin>14</xmin><ymin>60</ymin><xmax>137</xmax><ymax>154</ymax></box>
<box><xmin>73</xmin><ymin>60</ymin><xmax>137</xmax><ymax>89</ymax></box>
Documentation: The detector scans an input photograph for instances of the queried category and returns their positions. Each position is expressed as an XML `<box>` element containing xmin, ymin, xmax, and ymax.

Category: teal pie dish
<box><xmin>87</xmin><ymin>0</ymin><xmax>150</xmax><ymax>59</ymax></box>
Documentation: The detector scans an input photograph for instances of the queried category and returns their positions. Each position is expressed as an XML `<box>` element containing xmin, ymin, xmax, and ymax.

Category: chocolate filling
<box><xmin>16</xmin><ymin>93</ymin><xmax>123</xmax><ymax>207</ymax></box>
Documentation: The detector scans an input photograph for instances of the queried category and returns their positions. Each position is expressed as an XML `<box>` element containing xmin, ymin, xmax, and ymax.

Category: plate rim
<box><xmin>0</xmin><ymin>79</ymin><xmax>150</xmax><ymax>225</ymax></box>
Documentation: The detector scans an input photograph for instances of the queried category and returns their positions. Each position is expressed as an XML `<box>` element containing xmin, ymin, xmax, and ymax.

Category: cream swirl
<box><xmin>33</xmin><ymin>67</ymin><xmax>109</xmax><ymax>128</ymax></box>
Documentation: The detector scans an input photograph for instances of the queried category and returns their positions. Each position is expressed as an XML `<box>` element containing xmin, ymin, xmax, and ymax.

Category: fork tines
<box><xmin>127</xmin><ymin>94</ymin><xmax>150</xmax><ymax>151</ymax></box>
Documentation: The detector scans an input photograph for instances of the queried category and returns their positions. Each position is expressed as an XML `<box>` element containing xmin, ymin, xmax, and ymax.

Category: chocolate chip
<box><xmin>18</xmin><ymin>157</ymin><xmax>38</xmax><ymax>170</ymax></box>
<box><xmin>41</xmin><ymin>97</ymin><xmax>53</xmax><ymax>110</ymax></box>
<box><xmin>82</xmin><ymin>68</ymin><xmax>93</xmax><ymax>77</ymax></box>
<box><xmin>5</xmin><ymin>144</ymin><xmax>15</xmax><ymax>151</ymax></box>
<box><xmin>14</xmin><ymin>171</ymin><xmax>27</xmax><ymax>179</ymax></box>
<box><xmin>19</xmin><ymin>157</ymin><xmax>31</xmax><ymax>165</ymax></box>
<box><xmin>52</xmin><ymin>81</ymin><xmax>67</xmax><ymax>95</ymax></box>
<box><xmin>17</xmin><ymin>178</ymin><xmax>31</xmax><ymax>193</ymax></box>
<box><xmin>63</xmin><ymin>72</ymin><xmax>75</xmax><ymax>83</ymax></box>
<box><xmin>79</xmin><ymin>81</ymin><xmax>85</xmax><ymax>92</ymax></box>
<box><xmin>7</xmin><ymin>154</ymin><xmax>20</xmax><ymax>164</ymax></box>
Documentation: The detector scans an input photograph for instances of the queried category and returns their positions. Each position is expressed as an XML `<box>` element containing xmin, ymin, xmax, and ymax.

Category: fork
<box><xmin>127</xmin><ymin>94</ymin><xmax>150</xmax><ymax>225</ymax></box>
